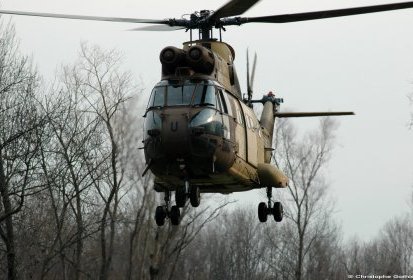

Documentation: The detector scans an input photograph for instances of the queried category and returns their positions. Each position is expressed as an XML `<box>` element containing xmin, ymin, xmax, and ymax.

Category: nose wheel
<box><xmin>175</xmin><ymin>181</ymin><xmax>201</xmax><ymax>208</ymax></box>
<box><xmin>154</xmin><ymin>190</ymin><xmax>181</xmax><ymax>226</ymax></box>
<box><xmin>258</xmin><ymin>186</ymin><xmax>283</xmax><ymax>223</ymax></box>
<box><xmin>155</xmin><ymin>181</ymin><xmax>201</xmax><ymax>227</ymax></box>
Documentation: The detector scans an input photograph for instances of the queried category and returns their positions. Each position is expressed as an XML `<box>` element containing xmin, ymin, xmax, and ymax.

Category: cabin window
<box><xmin>217</xmin><ymin>89</ymin><xmax>228</xmax><ymax>114</ymax></box>
<box><xmin>236</xmin><ymin>110</ymin><xmax>243</xmax><ymax>125</ymax></box>
<box><xmin>246</xmin><ymin>115</ymin><xmax>256</xmax><ymax>130</ymax></box>
<box><xmin>147</xmin><ymin>86</ymin><xmax>165</xmax><ymax>108</ymax></box>
<box><xmin>222</xmin><ymin>91</ymin><xmax>233</xmax><ymax>117</ymax></box>
<box><xmin>232</xmin><ymin>99</ymin><xmax>243</xmax><ymax>125</ymax></box>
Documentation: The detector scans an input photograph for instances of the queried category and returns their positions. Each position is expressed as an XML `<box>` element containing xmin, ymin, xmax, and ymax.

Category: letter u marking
<box><xmin>171</xmin><ymin>122</ymin><xmax>178</xmax><ymax>132</ymax></box>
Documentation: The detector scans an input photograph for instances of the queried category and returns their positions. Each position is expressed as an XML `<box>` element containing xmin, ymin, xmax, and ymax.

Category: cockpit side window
<box><xmin>192</xmin><ymin>85</ymin><xmax>217</xmax><ymax>108</ymax></box>
<box><xmin>203</xmin><ymin>86</ymin><xmax>217</xmax><ymax>107</ymax></box>
<box><xmin>147</xmin><ymin>86</ymin><xmax>166</xmax><ymax>110</ymax></box>
<box><xmin>221</xmin><ymin>90</ymin><xmax>233</xmax><ymax>117</ymax></box>
<box><xmin>192</xmin><ymin>85</ymin><xmax>204</xmax><ymax>105</ymax></box>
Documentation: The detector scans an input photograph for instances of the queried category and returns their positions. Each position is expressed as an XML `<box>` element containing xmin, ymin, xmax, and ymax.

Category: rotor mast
<box><xmin>199</xmin><ymin>10</ymin><xmax>214</xmax><ymax>40</ymax></box>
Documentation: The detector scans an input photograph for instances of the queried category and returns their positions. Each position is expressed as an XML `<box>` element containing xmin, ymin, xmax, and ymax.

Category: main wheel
<box><xmin>258</xmin><ymin>202</ymin><xmax>268</xmax><ymax>222</ymax></box>
<box><xmin>170</xmin><ymin>205</ymin><xmax>181</xmax><ymax>226</ymax></box>
<box><xmin>155</xmin><ymin>206</ymin><xmax>166</xmax><ymax>226</ymax></box>
<box><xmin>175</xmin><ymin>187</ymin><xmax>187</xmax><ymax>207</ymax></box>
<box><xmin>273</xmin><ymin>202</ymin><xmax>283</xmax><ymax>222</ymax></box>
<box><xmin>189</xmin><ymin>186</ymin><xmax>200</xmax><ymax>207</ymax></box>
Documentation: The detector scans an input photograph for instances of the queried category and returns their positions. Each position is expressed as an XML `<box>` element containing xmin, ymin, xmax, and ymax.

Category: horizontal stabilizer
<box><xmin>275</xmin><ymin>112</ymin><xmax>354</xmax><ymax>118</ymax></box>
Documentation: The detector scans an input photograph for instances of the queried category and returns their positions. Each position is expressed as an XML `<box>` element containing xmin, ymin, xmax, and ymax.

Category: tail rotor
<box><xmin>246</xmin><ymin>49</ymin><xmax>257</xmax><ymax>106</ymax></box>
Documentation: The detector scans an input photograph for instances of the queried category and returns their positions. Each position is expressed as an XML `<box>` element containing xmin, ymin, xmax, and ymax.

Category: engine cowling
<box><xmin>186</xmin><ymin>45</ymin><xmax>215</xmax><ymax>74</ymax></box>
<box><xmin>159</xmin><ymin>46</ymin><xmax>186</xmax><ymax>73</ymax></box>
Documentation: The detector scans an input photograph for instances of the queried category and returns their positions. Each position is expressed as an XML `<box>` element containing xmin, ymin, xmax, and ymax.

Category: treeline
<box><xmin>1</xmin><ymin>22</ymin><xmax>413</xmax><ymax>280</ymax></box>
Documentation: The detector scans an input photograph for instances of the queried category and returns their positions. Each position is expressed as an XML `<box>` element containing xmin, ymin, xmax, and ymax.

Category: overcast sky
<box><xmin>2</xmin><ymin>0</ymin><xmax>413</xmax><ymax>241</ymax></box>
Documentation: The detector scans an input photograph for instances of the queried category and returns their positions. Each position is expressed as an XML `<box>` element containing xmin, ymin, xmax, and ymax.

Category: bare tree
<box><xmin>272</xmin><ymin>117</ymin><xmax>341</xmax><ymax>280</ymax></box>
<box><xmin>15</xmin><ymin>42</ymin><xmax>137</xmax><ymax>279</ymax></box>
<box><xmin>165</xmin><ymin>205</ymin><xmax>266</xmax><ymax>280</ymax></box>
<box><xmin>36</xmin><ymin>83</ymin><xmax>104</xmax><ymax>279</ymax></box>
<box><xmin>58</xmin><ymin>43</ymin><xmax>136</xmax><ymax>280</ymax></box>
<box><xmin>345</xmin><ymin>215</ymin><xmax>413</xmax><ymax>276</ymax></box>
<box><xmin>0</xmin><ymin>21</ymin><xmax>42</xmax><ymax>279</ymax></box>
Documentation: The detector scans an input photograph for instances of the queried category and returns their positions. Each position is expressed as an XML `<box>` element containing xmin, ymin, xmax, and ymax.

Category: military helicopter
<box><xmin>1</xmin><ymin>0</ymin><xmax>413</xmax><ymax>226</ymax></box>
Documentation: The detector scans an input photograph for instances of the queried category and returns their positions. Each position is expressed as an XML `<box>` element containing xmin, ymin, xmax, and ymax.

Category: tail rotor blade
<box><xmin>250</xmin><ymin>52</ymin><xmax>257</xmax><ymax>95</ymax></box>
<box><xmin>246</xmin><ymin>49</ymin><xmax>251</xmax><ymax>100</ymax></box>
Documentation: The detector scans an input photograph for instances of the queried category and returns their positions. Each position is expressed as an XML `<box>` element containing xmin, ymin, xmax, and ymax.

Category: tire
<box><xmin>155</xmin><ymin>206</ymin><xmax>166</xmax><ymax>226</ymax></box>
<box><xmin>273</xmin><ymin>202</ymin><xmax>283</xmax><ymax>222</ymax></box>
<box><xmin>175</xmin><ymin>187</ymin><xmax>187</xmax><ymax>208</ymax></box>
<box><xmin>170</xmin><ymin>205</ymin><xmax>181</xmax><ymax>226</ymax></box>
<box><xmin>258</xmin><ymin>202</ymin><xmax>268</xmax><ymax>222</ymax></box>
<box><xmin>189</xmin><ymin>186</ymin><xmax>201</xmax><ymax>207</ymax></box>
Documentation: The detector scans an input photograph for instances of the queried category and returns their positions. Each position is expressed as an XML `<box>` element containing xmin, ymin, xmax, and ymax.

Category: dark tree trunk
<box><xmin>0</xmin><ymin>155</ymin><xmax>17</xmax><ymax>280</ymax></box>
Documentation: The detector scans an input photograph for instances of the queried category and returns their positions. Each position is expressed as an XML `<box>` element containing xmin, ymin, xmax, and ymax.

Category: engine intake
<box><xmin>186</xmin><ymin>45</ymin><xmax>215</xmax><ymax>74</ymax></box>
<box><xmin>159</xmin><ymin>46</ymin><xmax>186</xmax><ymax>70</ymax></box>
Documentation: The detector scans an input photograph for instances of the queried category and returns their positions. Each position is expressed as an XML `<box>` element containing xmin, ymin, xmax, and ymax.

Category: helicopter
<box><xmin>1</xmin><ymin>0</ymin><xmax>413</xmax><ymax>226</ymax></box>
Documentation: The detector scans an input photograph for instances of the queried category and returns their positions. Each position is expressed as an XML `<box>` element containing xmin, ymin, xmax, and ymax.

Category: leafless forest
<box><xmin>1</xmin><ymin>22</ymin><xmax>413</xmax><ymax>280</ymax></box>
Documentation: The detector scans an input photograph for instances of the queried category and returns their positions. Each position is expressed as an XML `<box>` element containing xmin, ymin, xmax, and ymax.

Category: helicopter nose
<box><xmin>161</xmin><ymin>112</ymin><xmax>190</xmax><ymax>158</ymax></box>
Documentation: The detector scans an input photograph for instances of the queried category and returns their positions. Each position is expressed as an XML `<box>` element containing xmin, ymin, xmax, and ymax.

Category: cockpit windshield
<box><xmin>167</xmin><ymin>85</ymin><xmax>195</xmax><ymax>106</ymax></box>
<box><xmin>146</xmin><ymin>84</ymin><xmax>217</xmax><ymax>109</ymax></box>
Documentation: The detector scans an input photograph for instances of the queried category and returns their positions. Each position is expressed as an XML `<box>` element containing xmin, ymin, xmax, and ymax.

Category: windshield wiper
<box><xmin>193</xmin><ymin>103</ymin><xmax>215</xmax><ymax>107</ymax></box>
<box><xmin>143</xmin><ymin>106</ymin><xmax>163</xmax><ymax>117</ymax></box>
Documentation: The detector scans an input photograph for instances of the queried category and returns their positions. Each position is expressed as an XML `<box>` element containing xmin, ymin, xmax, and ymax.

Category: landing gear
<box><xmin>257</xmin><ymin>186</ymin><xmax>283</xmax><ymax>223</ymax></box>
<box><xmin>155</xmin><ymin>181</ymin><xmax>201</xmax><ymax>227</ymax></box>
<box><xmin>258</xmin><ymin>202</ymin><xmax>268</xmax><ymax>222</ymax></box>
<box><xmin>273</xmin><ymin>201</ymin><xmax>283</xmax><ymax>222</ymax></box>
<box><xmin>175</xmin><ymin>186</ymin><xmax>187</xmax><ymax>207</ymax></box>
<box><xmin>189</xmin><ymin>185</ymin><xmax>200</xmax><ymax>207</ymax></box>
<box><xmin>155</xmin><ymin>206</ymin><xmax>167</xmax><ymax>226</ymax></box>
<box><xmin>170</xmin><ymin>205</ymin><xmax>181</xmax><ymax>225</ymax></box>
<box><xmin>154</xmin><ymin>190</ymin><xmax>181</xmax><ymax>226</ymax></box>
<box><xmin>174</xmin><ymin>181</ymin><xmax>200</xmax><ymax>208</ymax></box>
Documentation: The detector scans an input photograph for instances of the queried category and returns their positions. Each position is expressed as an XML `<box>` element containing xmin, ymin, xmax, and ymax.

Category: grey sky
<box><xmin>2</xmin><ymin>0</ymin><xmax>413</xmax><ymax>240</ymax></box>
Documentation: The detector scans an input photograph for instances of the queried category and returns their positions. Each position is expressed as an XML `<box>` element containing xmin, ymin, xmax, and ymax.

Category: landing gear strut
<box><xmin>258</xmin><ymin>186</ymin><xmax>283</xmax><ymax>223</ymax></box>
<box><xmin>155</xmin><ymin>190</ymin><xmax>181</xmax><ymax>226</ymax></box>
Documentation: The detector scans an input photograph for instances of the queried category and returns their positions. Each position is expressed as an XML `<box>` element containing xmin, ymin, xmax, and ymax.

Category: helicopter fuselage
<box><xmin>143</xmin><ymin>40</ymin><xmax>288</xmax><ymax>194</ymax></box>
<box><xmin>145</xmin><ymin>79</ymin><xmax>256</xmax><ymax>193</ymax></box>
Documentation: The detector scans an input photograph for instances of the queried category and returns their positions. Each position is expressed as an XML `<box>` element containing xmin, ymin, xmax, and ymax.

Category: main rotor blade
<box><xmin>275</xmin><ymin>112</ymin><xmax>355</xmax><ymax>118</ymax></box>
<box><xmin>245</xmin><ymin>1</ymin><xmax>413</xmax><ymax>24</ymax></box>
<box><xmin>209</xmin><ymin>0</ymin><xmax>261</xmax><ymax>23</ymax></box>
<box><xmin>0</xmin><ymin>9</ymin><xmax>168</xmax><ymax>24</ymax></box>
<box><xmin>130</xmin><ymin>25</ymin><xmax>185</xmax><ymax>31</ymax></box>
